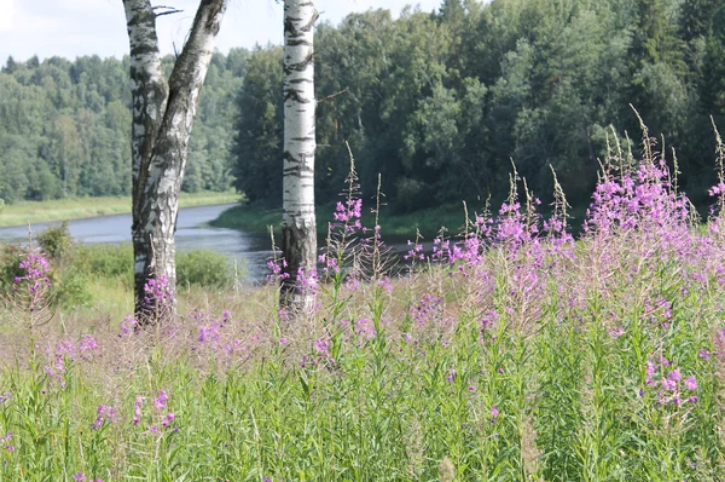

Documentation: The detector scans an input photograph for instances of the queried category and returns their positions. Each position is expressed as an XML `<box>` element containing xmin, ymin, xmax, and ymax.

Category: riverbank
<box><xmin>210</xmin><ymin>202</ymin><xmax>470</xmax><ymax>241</ymax></box>
<box><xmin>210</xmin><ymin>201</ymin><xmax>593</xmax><ymax>242</ymax></box>
<box><xmin>0</xmin><ymin>191</ymin><xmax>243</xmax><ymax>228</ymax></box>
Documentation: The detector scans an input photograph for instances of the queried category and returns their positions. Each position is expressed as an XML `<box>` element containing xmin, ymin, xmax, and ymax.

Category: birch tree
<box><xmin>123</xmin><ymin>0</ymin><xmax>228</xmax><ymax>322</ymax></box>
<box><xmin>281</xmin><ymin>0</ymin><xmax>318</xmax><ymax>308</ymax></box>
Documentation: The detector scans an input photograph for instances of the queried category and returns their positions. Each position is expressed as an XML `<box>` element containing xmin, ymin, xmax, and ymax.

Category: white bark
<box><xmin>281</xmin><ymin>0</ymin><xmax>318</xmax><ymax>307</ymax></box>
<box><xmin>123</xmin><ymin>0</ymin><xmax>228</xmax><ymax>323</ymax></box>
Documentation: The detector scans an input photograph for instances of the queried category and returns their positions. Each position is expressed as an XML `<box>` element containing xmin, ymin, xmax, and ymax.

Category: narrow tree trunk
<box><xmin>281</xmin><ymin>0</ymin><xmax>319</xmax><ymax>310</ymax></box>
<box><xmin>123</xmin><ymin>0</ymin><xmax>228</xmax><ymax>323</ymax></box>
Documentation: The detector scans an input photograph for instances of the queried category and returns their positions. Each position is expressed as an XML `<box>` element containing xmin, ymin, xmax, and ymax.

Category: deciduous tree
<box><xmin>281</xmin><ymin>0</ymin><xmax>318</xmax><ymax>308</ymax></box>
<box><xmin>122</xmin><ymin>0</ymin><xmax>228</xmax><ymax>322</ymax></box>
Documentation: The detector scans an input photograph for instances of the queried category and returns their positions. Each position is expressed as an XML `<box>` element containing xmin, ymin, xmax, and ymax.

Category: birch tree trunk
<box><xmin>281</xmin><ymin>0</ymin><xmax>319</xmax><ymax>310</ymax></box>
<box><xmin>123</xmin><ymin>0</ymin><xmax>228</xmax><ymax>323</ymax></box>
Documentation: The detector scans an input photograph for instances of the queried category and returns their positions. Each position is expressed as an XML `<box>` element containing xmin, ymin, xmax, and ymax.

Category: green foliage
<box><xmin>176</xmin><ymin>250</ymin><xmax>236</xmax><ymax>289</ymax></box>
<box><xmin>231</xmin><ymin>46</ymin><xmax>284</xmax><ymax>204</ymax></box>
<box><xmin>75</xmin><ymin>244</ymin><xmax>134</xmax><ymax>287</ymax></box>
<box><xmin>37</xmin><ymin>223</ymin><xmax>73</xmax><ymax>261</ymax></box>
<box><xmin>4</xmin><ymin>0</ymin><xmax>723</xmax><ymax>218</ymax></box>
<box><xmin>229</xmin><ymin>0</ymin><xmax>722</xmax><ymax>214</ymax></box>
<box><xmin>0</xmin><ymin>50</ymin><xmax>248</xmax><ymax>203</ymax></box>
<box><xmin>52</xmin><ymin>268</ymin><xmax>92</xmax><ymax>309</ymax></box>
<box><xmin>0</xmin><ymin>244</ymin><xmax>24</xmax><ymax>290</ymax></box>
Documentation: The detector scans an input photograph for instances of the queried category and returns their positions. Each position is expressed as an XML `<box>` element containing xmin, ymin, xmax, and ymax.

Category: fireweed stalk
<box><xmin>4</xmin><ymin>128</ymin><xmax>725</xmax><ymax>479</ymax></box>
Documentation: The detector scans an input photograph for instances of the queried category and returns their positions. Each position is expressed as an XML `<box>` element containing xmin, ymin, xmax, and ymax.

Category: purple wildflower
<box><xmin>154</xmin><ymin>390</ymin><xmax>168</xmax><ymax>410</ymax></box>
<box><xmin>684</xmin><ymin>376</ymin><xmax>698</xmax><ymax>391</ymax></box>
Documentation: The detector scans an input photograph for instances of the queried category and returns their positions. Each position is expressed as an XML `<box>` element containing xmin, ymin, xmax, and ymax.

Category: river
<box><xmin>0</xmin><ymin>204</ymin><xmax>273</xmax><ymax>282</ymax></box>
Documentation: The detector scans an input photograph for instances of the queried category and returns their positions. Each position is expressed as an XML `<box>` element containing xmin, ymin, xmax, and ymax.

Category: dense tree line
<box><xmin>3</xmin><ymin>0</ymin><xmax>725</xmax><ymax>215</ymax></box>
<box><xmin>234</xmin><ymin>0</ymin><xmax>725</xmax><ymax>213</ymax></box>
<box><xmin>0</xmin><ymin>48</ymin><xmax>249</xmax><ymax>204</ymax></box>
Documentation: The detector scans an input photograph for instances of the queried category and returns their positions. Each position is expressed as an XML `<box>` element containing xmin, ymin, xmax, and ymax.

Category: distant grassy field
<box><xmin>0</xmin><ymin>191</ymin><xmax>242</xmax><ymax>228</ymax></box>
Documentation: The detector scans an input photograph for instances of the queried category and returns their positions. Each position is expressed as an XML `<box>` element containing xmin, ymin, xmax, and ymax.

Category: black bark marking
<box><xmin>126</xmin><ymin>0</ymin><xmax>228</xmax><ymax>324</ymax></box>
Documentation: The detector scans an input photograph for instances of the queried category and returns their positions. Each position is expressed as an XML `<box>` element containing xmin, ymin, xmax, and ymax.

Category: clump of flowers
<box><xmin>79</xmin><ymin>335</ymin><xmax>100</xmax><ymax>359</ymax></box>
<box><xmin>72</xmin><ymin>473</ymin><xmax>102</xmax><ymax>482</ymax></box>
<box><xmin>134</xmin><ymin>390</ymin><xmax>178</xmax><ymax>435</ymax></box>
<box><xmin>10</xmin><ymin>249</ymin><xmax>54</xmax><ymax>329</ymax></box>
<box><xmin>91</xmin><ymin>404</ymin><xmax>119</xmax><ymax>430</ymax></box>
<box><xmin>1</xmin><ymin>430</ymin><xmax>14</xmax><ymax>452</ymax></box>
<box><xmin>644</xmin><ymin>356</ymin><xmax>699</xmax><ymax>406</ymax></box>
<box><xmin>118</xmin><ymin>317</ymin><xmax>138</xmax><ymax>338</ymax></box>
<box><xmin>143</xmin><ymin>275</ymin><xmax>174</xmax><ymax>309</ymax></box>
<box><xmin>266</xmin><ymin>258</ymin><xmax>290</xmax><ymax>282</ymax></box>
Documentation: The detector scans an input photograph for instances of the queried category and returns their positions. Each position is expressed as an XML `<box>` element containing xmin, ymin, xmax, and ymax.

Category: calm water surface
<box><xmin>0</xmin><ymin>204</ymin><xmax>272</xmax><ymax>282</ymax></box>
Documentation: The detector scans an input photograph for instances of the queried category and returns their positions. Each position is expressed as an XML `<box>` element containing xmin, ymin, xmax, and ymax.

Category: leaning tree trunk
<box><xmin>123</xmin><ymin>0</ymin><xmax>228</xmax><ymax>324</ymax></box>
<box><xmin>281</xmin><ymin>0</ymin><xmax>319</xmax><ymax>310</ymax></box>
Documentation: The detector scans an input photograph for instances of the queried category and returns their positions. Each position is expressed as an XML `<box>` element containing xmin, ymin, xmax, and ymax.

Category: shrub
<box><xmin>75</xmin><ymin>244</ymin><xmax>134</xmax><ymax>287</ymax></box>
<box><xmin>37</xmin><ymin>223</ymin><xmax>73</xmax><ymax>261</ymax></box>
<box><xmin>177</xmin><ymin>249</ymin><xmax>235</xmax><ymax>288</ymax></box>
<box><xmin>73</xmin><ymin>244</ymin><xmax>237</xmax><ymax>289</ymax></box>
<box><xmin>0</xmin><ymin>244</ymin><xmax>25</xmax><ymax>291</ymax></box>
<box><xmin>53</xmin><ymin>268</ymin><xmax>92</xmax><ymax>308</ymax></box>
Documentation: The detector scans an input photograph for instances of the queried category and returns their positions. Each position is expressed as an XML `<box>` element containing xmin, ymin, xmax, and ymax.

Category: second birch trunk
<box><xmin>281</xmin><ymin>0</ymin><xmax>318</xmax><ymax>310</ymax></box>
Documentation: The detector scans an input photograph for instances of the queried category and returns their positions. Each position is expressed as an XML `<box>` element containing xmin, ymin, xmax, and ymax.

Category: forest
<box><xmin>2</xmin><ymin>0</ymin><xmax>724</xmax><ymax>216</ymax></box>
<box><xmin>0</xmin><ymin>48</ymin><xmax>248</xmax><ymax>203</ymax></box>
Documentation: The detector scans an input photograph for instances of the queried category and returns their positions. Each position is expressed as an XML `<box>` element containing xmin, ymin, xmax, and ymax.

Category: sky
<box><xmin>0</xmin><ymin>0</ymin><xmax>443</xmax><ymax>63</ymax></box>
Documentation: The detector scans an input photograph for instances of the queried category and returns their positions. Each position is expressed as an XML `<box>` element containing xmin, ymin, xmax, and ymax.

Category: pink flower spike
<box><xmin>684</xmin><ymin>376</ymin><xmax>698</xmax><ymax>391</ymax></box>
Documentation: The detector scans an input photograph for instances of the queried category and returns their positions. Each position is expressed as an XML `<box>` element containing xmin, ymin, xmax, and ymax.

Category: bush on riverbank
<box><xmin>0</xmin><ymin>225</ymin><xmax>240</xmax><ymax>309</ymax></box>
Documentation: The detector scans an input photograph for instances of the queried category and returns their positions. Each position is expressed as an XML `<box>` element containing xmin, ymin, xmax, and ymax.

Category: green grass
<box><xmin>1</xmin><ymin>224</ymin><xmax>724</xmax><ymax>480</ymax></box>
<box><xmin>211</xmin><ymin>202</ymin><xmax>471</xmax><ymax>241</ymax></box>
<box><xmin>0</xmin><ymin>191</ymin><xmax>243</xmax><ymax>228</ymax></box>
<box><xmin>211</xmin><ymin>201</ymin><xmax>591</xmax><ymax>242</ymax></box>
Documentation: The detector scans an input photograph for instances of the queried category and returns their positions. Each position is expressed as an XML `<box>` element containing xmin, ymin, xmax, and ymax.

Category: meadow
<box><xmin>0</xmin><ymin>191</ymin><xmax>242</xmax><ymax>229</ymax></box>
<box><xmin>2</xmin><ymin>131</ymin><xmax>725</xmax><ymax>481</ymax></box>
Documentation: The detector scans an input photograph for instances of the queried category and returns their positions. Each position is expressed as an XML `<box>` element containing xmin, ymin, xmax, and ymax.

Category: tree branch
<box><xmin>318</xmin><ymin>89</ymin><xmax>349</xmax><ymax>104</ymax></box>
<box><xmin>155</xmin><ymin>9</ymin><xmax>184</xmax><ymax>17</ymax></box>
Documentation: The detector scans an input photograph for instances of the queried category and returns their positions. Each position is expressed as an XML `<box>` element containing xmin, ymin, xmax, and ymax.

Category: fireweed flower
<box><xmin>491</xmin><ymin>405</ymin><xmax>499</xmax><ymax>421</ymax></box>
<box><xmin>608</xmin><ymin>326</ymin><xmax>625</xmax><ymax>338</ymax></box>
<box><xmin>1</xmin><ymin>431</ymin><xmax>13</xmax><ymax>452</ymax></box>
<box><xmin>643</xmin><ymin>356</ymin><xmax>699</xmax><ymax>406</ymax></box>
<box><xmin>79</xmin><ymin>335</ymin><xmax>100</xmax><ymax>359</ymax></box>
<box><xmin>685</xmin><ymin>376</ymin><xmax>698</xmax><ymax>391</ymax></box>
<box><xmin>154</xmin><ymin>390</ymin><xmax>168</xmax><ymax>410</ymax></box>
<box><xmin>14</xmin><ymin>252</ymin><xmax>52</xmax><ymax>308</ymax></box>
<box><xmin>118</xmin><ymin>317</ymin><xmax>138</xmax><ymax>338</ymax></box>
<box><xmin>162</xmin><ymin>412</ymin><xmax>175</xmax><ymax>428</ymax></box>
<box><xmin>266</xmin><ymin>259</ymin><xmax>290</xmax><ymax>282</ymax></box>
<box><xmin>133</xmin><ymin>397</ymin><xmax>144</xmax><ymax>425</ymax></box>
<box><xmin>91</xmin><ymin>405</ymin><xmax>118</xmax><ymax>430</ymax></box>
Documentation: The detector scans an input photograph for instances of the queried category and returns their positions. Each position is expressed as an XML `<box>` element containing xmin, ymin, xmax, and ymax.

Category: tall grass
<box><xmin>2</xmin><ymin>129</ymin><xmax>725</xmax><ymax>480</ymax></box>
